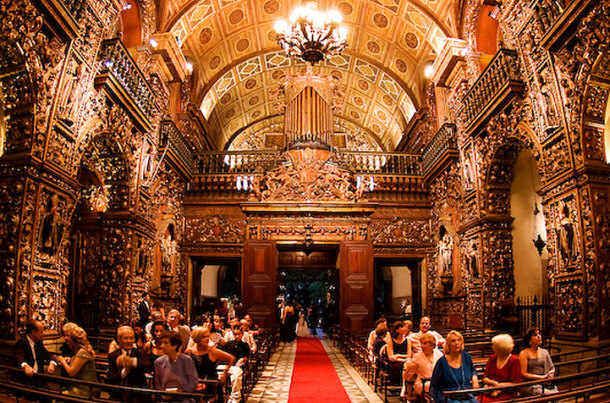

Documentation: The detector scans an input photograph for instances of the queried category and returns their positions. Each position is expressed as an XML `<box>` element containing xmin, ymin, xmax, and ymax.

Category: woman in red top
<box><xmin>480</xmin><ymin>334</ymin><xmax>522</xmax><ymax>402</ymax></box>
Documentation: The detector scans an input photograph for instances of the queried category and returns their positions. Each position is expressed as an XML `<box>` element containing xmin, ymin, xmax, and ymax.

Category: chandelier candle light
<box><xmin>274</xmin><ymin>2</ymin><xmax>348</xmax><ymax>65</ymax></box>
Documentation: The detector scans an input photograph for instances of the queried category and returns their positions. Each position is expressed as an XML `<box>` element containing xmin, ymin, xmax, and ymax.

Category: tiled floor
<box><xmin>247</xmin><ymin>336</ymin><xmax>382</xmax><ymax>403</ymax></box>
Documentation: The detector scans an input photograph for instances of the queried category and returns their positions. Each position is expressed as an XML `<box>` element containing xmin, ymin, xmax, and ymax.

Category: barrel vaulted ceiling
<box><xmin>158</xmin><ymin>0</ymin><xmax>458</xmax><ymax>151</ymax></box>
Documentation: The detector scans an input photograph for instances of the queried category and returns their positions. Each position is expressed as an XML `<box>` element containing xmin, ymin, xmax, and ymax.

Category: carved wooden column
<box><xmin>340</xmin><ymin>240</ymin><xmax>374</xmax><ymax>331</ymax></box>
<box><xmin>242</xmin><ymin>240</ymin><xmax>277</xmax><ymax>330</ymax></box>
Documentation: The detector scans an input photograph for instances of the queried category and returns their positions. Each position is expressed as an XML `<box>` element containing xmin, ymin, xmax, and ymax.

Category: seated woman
<box><xmin>430</xmin><ymin>330</ymin><xmax>479</xmax><ymax>403</ymax></box>
<box><xmin>189</xmin><ymin>326</ymin><xmax>235</xmax><ymax>401</ymax></box>
<box><xmin>372</xmin><ymin>323</ymin><xmax>389</xmax><ymax>360</ymax></box>
<box><xmin>145</xmin><ymin>321</ymin><xmax>168</xmax><ymax>371</ymax></box>
<box><xmin>404</xmin><ymin>333</ymin><xmax>443</xmax><ymax>396</ymax></box>
<box><xmin>154</xmin><ymin>331</ymin><xmax>198</xmax><ymax>403</ymax></box>
<box><xmin>133</xmin><ymin>323</ymin><xmax>147</xmax><ymax>349</ymax></box>
<box><xmin>518</xmin><ymin>326</ymin><xmax>557</xmax><ymax>396</ymax></box>
<box><xmin>55</xmin><ymin>326</ymin><xmax>99</xmax><ymax>398</ymax></box>
<box><xmin>480</xmin><ymin>334</ymin><xmax>521</xmax><ymax>402</ymax></box>
<box><xmin>386</xmin><ymin>321</ymin><xmax>412</xmax><ymax>383</ymax></box>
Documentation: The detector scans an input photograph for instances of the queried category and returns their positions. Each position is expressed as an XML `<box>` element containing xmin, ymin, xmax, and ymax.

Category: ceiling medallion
<box><xmin>274</xmin><ymin>2</ymin><xmax>348</xmax><ymax>65</ymax></box>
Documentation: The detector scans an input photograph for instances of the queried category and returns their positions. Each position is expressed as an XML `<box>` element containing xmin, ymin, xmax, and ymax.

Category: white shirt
<box><xmin>26</xmin><ymin>335</ymin><xmax>38</xmax><ymax>372</ymax></box>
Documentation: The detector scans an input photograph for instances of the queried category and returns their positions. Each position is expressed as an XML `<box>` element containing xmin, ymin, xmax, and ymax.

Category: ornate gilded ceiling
<box><xmin>160</xmin><ymin>0</ymin><xmax>457</xmax><ymax>151</ymax></box>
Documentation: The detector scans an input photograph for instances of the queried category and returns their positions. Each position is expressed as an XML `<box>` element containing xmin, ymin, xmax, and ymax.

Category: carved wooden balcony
<box><xmin>461</xmin><ymin>49</ymin><xmax>524</xmax><ymax>136</ymax></box>
<box><xmin>32</xmin><ymin>0</ymin><xmax>85</xmax><ymax>41</ymax></box>
<box><xmin>422</xmin><ymin>123</ymin><xmax>459</xmax><ymax>182</ymax></box>
<box><xmin>538</xmin><ymin>0</ymin><xmax>596</xmax><ymax>52</ymax></box>
<box><xmin>159</xmin><ymin>120</ymin><xmax>193</xmax><ymax>180</ymax></box>
<box><xmin>95</xmin><ymin>38</ymin><xmax>158</xmax><ymax>132</ymax></box>
<box><xmin>330</xmin><ymin>152</ymin><xmax>422</xmax><ymax>176</ymax></box>
<box><xmin>190</xmin><ymin>150</ymin><xmax>424</xmax><ymax>198</ymax></box>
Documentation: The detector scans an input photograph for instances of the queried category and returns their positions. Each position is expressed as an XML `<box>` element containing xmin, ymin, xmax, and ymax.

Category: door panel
<box><xmin>242</xmin><ymin>240</ymin><xmax>277</xmax><ymax>329</ymax></box>
<box><xmin>340</xmin><ymin>241</ymin><xmax>374</xmax><ymax>331</ymax></box>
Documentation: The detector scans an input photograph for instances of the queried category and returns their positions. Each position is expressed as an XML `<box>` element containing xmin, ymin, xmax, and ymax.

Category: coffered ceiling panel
<box><xmin>160</xmin><ymin>0</ymin><xmax>456</xmax><ymax>150</ymax></box>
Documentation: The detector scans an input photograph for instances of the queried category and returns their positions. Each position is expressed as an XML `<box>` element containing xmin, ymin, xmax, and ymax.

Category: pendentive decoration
<box><xmin>274</xmin><ymin>1</ymin><xmax>348</xmax><ymax>65</ymax></box>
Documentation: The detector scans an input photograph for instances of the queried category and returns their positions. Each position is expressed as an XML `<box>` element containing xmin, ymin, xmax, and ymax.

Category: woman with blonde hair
<box><xmin>55</xmin><ymin>326</ymin><xmax>99</xmax><ymax>398</ymax></box>
<box><xmin>430</xmin><ymin>330</ymin><xmax>479</xmax><ymax>403</ymax></box>
<box><xmin>480</xmin><ymin>334</ymin><xmax>521</xmax><ymax>401</ymax></box>
<box><xmin>404</xmin><ymin>332</ymin><xmax>443</xmax><ymax>396</ymax></box>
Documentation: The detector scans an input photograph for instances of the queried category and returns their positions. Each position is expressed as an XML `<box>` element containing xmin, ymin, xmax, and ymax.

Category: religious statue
<box><xmin>439</xmin><ymin>231</ymin><xmax>453</xmax><ymax>275</ymax></box>
<box><xmin>438</xmin><ymin>228</ymin><xmax>454</xmax><ymax>294</ymax></box>
<box><xmin>462</xmin><ymin>153</ymin><xmax>475</xmax><ymax>190</ymax></box>
<box><xmin>466</xmin><ymin>239</ymin><xmax>478</xmax><ymax>279</ymax></box>
<box><xmin>538</xmin><ymin>70</ymin><xmax>560</xmax><ymax>132</ymax></box>
<box><xmin>135</xmin><ymin>238</ymin><xmax>149</xmax><ymax>277</ymax></box>
<box><xmin>39</xmin><ymin>194</ymin><xmax>62</xmax><ymax>256</ymax></box>
<box><xmin>57</xmin><ymin>62</ymin><xmax>86</xmax><ymax>126</ymax></box>
<box><xmin>160</xmin><ymin>225</ymin><xmax>177</xmax><ymax>275</ymax></box>
<box><xmin>557</xmin><ymin>201</ymin><xmax>577</xmax><ymax>267</ymax></box>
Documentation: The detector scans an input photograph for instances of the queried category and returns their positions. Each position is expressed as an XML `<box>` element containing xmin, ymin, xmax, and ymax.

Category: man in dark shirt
<box><xmin>106</xmin><ymin>326</ymin><xmax>150</xmax><ymax>402</ymax></box>
<box><xmin>220</xmin><ymin>327</ymin><xmax>250</xmax><ymax>403</ymax></box>
<box><xmin>13</xmin><ymin>320</ymin><xmax>57</xmax><ymax>401</ymax></box>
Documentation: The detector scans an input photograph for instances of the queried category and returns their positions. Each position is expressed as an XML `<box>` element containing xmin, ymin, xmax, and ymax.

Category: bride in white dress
<box><xmin>296</xmin><ymin>309</ymin><xmax>310</xmax><ymax>337</ymax></box>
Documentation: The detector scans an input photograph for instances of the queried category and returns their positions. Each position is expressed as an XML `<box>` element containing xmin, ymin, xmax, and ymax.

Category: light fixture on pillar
<box><xmin>532</xmin><ymin>202</ymin><xmax>547</xmax><ymax>255</ymax></box>
<box><xmin>274</xmin><ymin>2</ymin><xmax>348</xmax><ymax>65</ymax></box>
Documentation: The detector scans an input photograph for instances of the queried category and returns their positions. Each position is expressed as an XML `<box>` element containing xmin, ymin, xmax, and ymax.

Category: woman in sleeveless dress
<box><xmin>519</xmin><ymin>326</ymin><xmax>558</xmax><ymax>396</ymax></box>
<box><xmin>55</xmin><ymin>326</ymin><xmax>99</xmax><ymax>399</ymax></box>
<box><xmin>189</xmin><ymin>327</ymin><xmax>235</xmax><ymax>402</ymax></box>
<box><xmin>386</xmin><ymin>321</ymin><xmax>412</xmax><ymax>383</ymax></box>
<box><xmin>145</xmin><ymin>321</ymin><xmax>167</xmax><ymax>372</ymax></box>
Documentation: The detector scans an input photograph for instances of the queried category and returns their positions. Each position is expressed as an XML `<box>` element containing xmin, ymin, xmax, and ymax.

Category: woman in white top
<box><xmin>296</xmin><ymin>308</ymin><xmax>310</xmax><ymax>337</ymax></box>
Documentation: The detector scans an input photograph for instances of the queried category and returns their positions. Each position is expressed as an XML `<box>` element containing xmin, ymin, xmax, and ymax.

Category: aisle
<box><xmin>247</xmin><ymin>336</ymin><xmax>381</xmax><ymax>403</ymax></box>
<box><xmin>287</xmin><ymin>337</ymin><xmax>350</xmax><ymax>402</ymax></box>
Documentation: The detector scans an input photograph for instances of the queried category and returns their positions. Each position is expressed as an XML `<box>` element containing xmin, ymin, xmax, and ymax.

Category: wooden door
<box><xmin>340</xmin><ymin>241</ymin><xmax>374</xmax><ymax>331</ymax></box>
<box><xmin>242</xmin><ymin>240</ymin><xmax>277</xmax><ymax>329</ymax></box>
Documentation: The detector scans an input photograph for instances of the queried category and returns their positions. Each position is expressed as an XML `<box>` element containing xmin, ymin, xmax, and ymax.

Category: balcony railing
<box><xmin>159</xmin><ymin>120</ymin><xmax>193</xmax><ymax>178</ymax></box>
<box><xmin>330</xmin><ymin>152</ymin><xmax>422</xmax><ymax>176</ymax></box>
<box><xmin>194</xmin><ymin>151</ymin><xmax>288</xmax><ymax>175</ymax></box>
<box><xmin>95</xmin><ymin>38</ymin><xmax>157</xmax><ymax>132</ymax></box>
<box><xmin>461</xmin><ymin>49</ymin><xmax>524</xmax><ymax>134</ymax></box>
<box><xmin>193</xmin><ymin>150</ymin><xmax>423</xmax><ymax>176</ymax></box>
<box><xmin>422</xmin><ymin>123</ymin><xmax>458</xmax><ymax>176</ymax></box>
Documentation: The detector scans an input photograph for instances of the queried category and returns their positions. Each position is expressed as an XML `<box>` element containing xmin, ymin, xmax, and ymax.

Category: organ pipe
<box><xmin>284</xmin><ymin>86</ymin><xmax>333</xmax><ymax>150</ymax></box>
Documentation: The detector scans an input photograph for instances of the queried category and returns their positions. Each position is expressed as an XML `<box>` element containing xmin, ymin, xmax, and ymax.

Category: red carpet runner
<box><xmin>288</xmin><ymin>337</ymin><xmax>351</xmax><ymax>402</ymax></box>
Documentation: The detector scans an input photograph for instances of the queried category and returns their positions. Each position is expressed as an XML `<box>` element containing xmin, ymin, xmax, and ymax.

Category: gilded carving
<box><xmin>369</xmin><ymin>218</ymin><xmax>432</xmax><ymax>244</ymax></box>
<box><xmin>250</xmin><ymin>156</ymin><xmax>361</xmax><ymax>203</ymax></box>
<box><xmin>184</xmin><ymin>215</ymin><xmax>246</xmax><ymax>244</ymax></box>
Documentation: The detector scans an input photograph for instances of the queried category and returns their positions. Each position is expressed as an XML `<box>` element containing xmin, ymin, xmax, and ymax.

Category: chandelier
<box><xmin>274</xmin><ymin>2</ymin><xmax>348</xmax><ymax>65</ymax></box>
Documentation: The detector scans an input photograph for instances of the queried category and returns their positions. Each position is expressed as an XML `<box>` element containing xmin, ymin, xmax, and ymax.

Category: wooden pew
<box><xmin>0</xmin><ymin>362</ymin><xmax>218</xmax><ymax>402</ymax></box>
<box><xmin>440</xmin><ymin>365</ymin><xmax>610</xmax><ymax>402</ymax></box>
